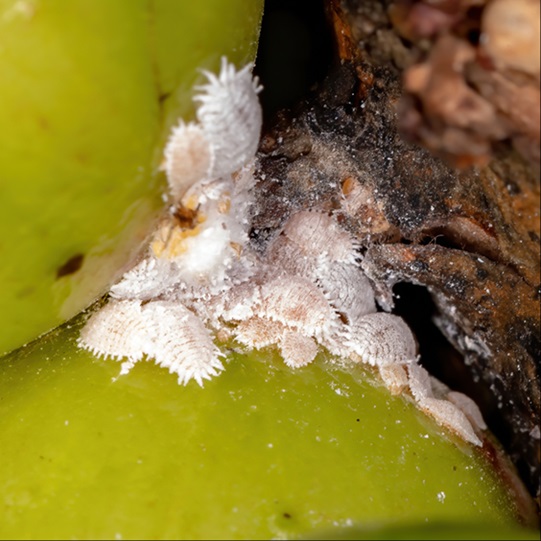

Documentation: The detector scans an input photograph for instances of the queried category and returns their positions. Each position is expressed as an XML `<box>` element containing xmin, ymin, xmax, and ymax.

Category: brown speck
<box><xmin>341</xmin><ymin>176</ymin><xmax>357</xmax><ymax>196</ymax></box>
<box><xmin>36</xmin><ymin>116</ymin><xmax>50</xmax><ymax>131</ymax></box>
<box><xmin>75</xmin><ymin>152</ymin><xmax>89</xmax><ymax>164</ymax></box>
<box><xmin>259</xmin><ymin>134</ymin><xmax>278</xmax><ymax>153</ymax></box>
<box><xmin>173</xmin><ymin>205</ymin><xmax>200</xmax><ymax>230</ymax></box>
<box><xmin>159</xmin><ymin>92</ymin><xmax>171</xmax><ymax>104</ymax></box>
<box><xmin>56</xmin><ymin>253</ymin><xmax>84</xmax><ymax>279</ymax></box>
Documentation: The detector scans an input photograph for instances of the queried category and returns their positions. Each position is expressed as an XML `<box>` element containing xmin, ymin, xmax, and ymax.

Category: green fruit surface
<box><xmin>0</xmin><ymin>0</ymin><xmax>263</xmax><ymax>355</ymax></box>
<box><xmin>0</xmin><ymin>315</ymin><xmax>532</xmax><ymax>540</ymax></box>
<box><xmin>304</xmin><ymin>520</ymin><xmax>540</xmax><ymax>540</ymax></box>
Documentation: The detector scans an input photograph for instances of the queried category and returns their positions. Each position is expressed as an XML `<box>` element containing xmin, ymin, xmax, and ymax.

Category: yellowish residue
<box><xmin>151</xmin><ymin>213</ymin><xmax>207</xmax><ymax>260</ymax></box>
<box><xmin>229</xmin><ymin>241</ymin><xmax>243</xmax><ymax>257</ymax></box>
<box><xmin>218</xmin><ymin>195</ymin><xmax>231</xmax><ymax>214</ymax></box>
<box><xmin>182</xmin><ymin>193</ymin><xmax>201</xmax><ymax>211</ymax></box>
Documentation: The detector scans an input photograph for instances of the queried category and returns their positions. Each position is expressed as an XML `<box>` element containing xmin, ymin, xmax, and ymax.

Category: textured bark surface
<box><xmin>252</xmin><ymin>0</ymin><xmax>540</xmax><ymax>509</ymax></box>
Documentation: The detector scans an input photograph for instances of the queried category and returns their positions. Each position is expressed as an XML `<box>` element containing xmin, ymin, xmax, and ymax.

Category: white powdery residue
<box><xmin>172</xmin><ymin>183</ymin><xmax>238</xmax><ymax>285</ymax></box>
<box><xmin>113</xmin><ymin>256</ymin><xmax>194</xmax><ymax>302</ymax></box>
<box><xmin>214</xmin><ymin>281</ymin><xmax>261</xmax><ymax>323</ymax></box>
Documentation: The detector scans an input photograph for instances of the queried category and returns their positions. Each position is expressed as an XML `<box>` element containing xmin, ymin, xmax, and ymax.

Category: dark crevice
<box><xmin>254</xmin><ymin>0</ymin><xmax>334</xmax><ymax>121</ymax></box>
<box><xmin>417</xmin><ymin>219</ymin><xmax>500</xmax><ymax>257</ymax></box>
<box><xmin>414</xmin><ymin>226</ymin><xmax>536</xmax><ymax>291</ymax></box>
<box><xmin>391</xmin><ymin>282</ymin><xmax>505</xmax><ymax>443</ymax></box>
<box><xmin>417</xmin><ymin>231</ymin><xmax>473</xmax><ymax>251</ymax></box>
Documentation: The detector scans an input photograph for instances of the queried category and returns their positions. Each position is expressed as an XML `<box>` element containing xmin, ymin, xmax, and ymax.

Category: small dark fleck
<box><xmin>283</xmin><ymin>512</ymin><xmax>292</xmax><ymax>519</ymax></box>
<box><xmin>173</xmin><ymin>205</ymin><xmax>200</xmax><ymax>230</ymax></box>
<box><xmin>56</xmin><ymin>253</ymin><xmax>85</xmax><ymax>279</ymax></box>
<box><xmin>476</xmin><ymin>267</ymin><xmax>489</xmax><ymax>281</ymax></box>
<box><xmin>466</xmin><ymin>28</ymin><xmax>481</xmax><ymax>46</ymax></box>
<box><xmin>505</xmin><ymin>180</ymin><xmax>521</xmax><ymax>196</ymax></box>
<box><xmin>444</xmin><ymin>274</ymin><xmax>469</xmax><ymax>296</ymax></box>
<box><xmin>158</xmin><ymin>91</ymin><xmax>171</xmax><ymax>104</ymax></box>
<box><xmin>356</xmin><ymin>418</ymin><xmax>360</xmax><ymax>422</ymax></box>
<box><xmin>37</xmin><ymin>116</ymin><xmax>50</xmax><ymax>131</ymax></box>
<box><xmin>75</xmin><ymin>152</ymin><xmax>89</xmax><ymax>164</ymax></box>
<box><xmin>409</xmin><ymin>259</ymin><xmax>429</xmax><ymax>273</ymax></box>
<box><xmin>529</xmin><ymin>231</ymin><xmax>540</xmax><ymax>244</ymax></box>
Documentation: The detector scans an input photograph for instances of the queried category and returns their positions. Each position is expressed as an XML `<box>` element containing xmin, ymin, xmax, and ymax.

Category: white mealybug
<box><xmin>78</xmin><ymin>58</ymin><xmax>486</xmax><ymax>448</ymax></box>
<box><xmin>195</xmin><ymin>57</ymin><xmax>263</xmax><ymax>180</ymax></box>
<box><xmin>314</xmin><ymin>261</ymin><xmax>377</xmax><ymax>324</ymax></box>
<box><xmin>344</xmin><ymin>313</ymin><xmax>417</xmax><ymax>367</ymax></box>
<box><xmin>407</xmin><ymin>362</ymin><xmax>483</xmax><ymax>446</ymax></box>
<box><xmin>136</xmin><ymin>300</ymin><xmax>224</xmax><ymax>386</ymax></box>
<box><xmin>258</xmin><ymin>275</ymin><xmax>340</xmax><ymax>338</ymax></box>
<box><xmin>163</xmin><ymin>121</ymin><xmax>211</xmax><ymax>201</ymax></box>
<box><xmin>79</xmin><ymin>299</ymin><xmax>148</xmax><ymax>364</ymax></box>
<box><xmin>279</xmin><ymin>210</ymin><xmax>359</xmax><ymax>264</ymax></box>
<box><xmin>278</xmin><ymin>331</ymin><xmax>319</xmax><ymax>368</ymax></box>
